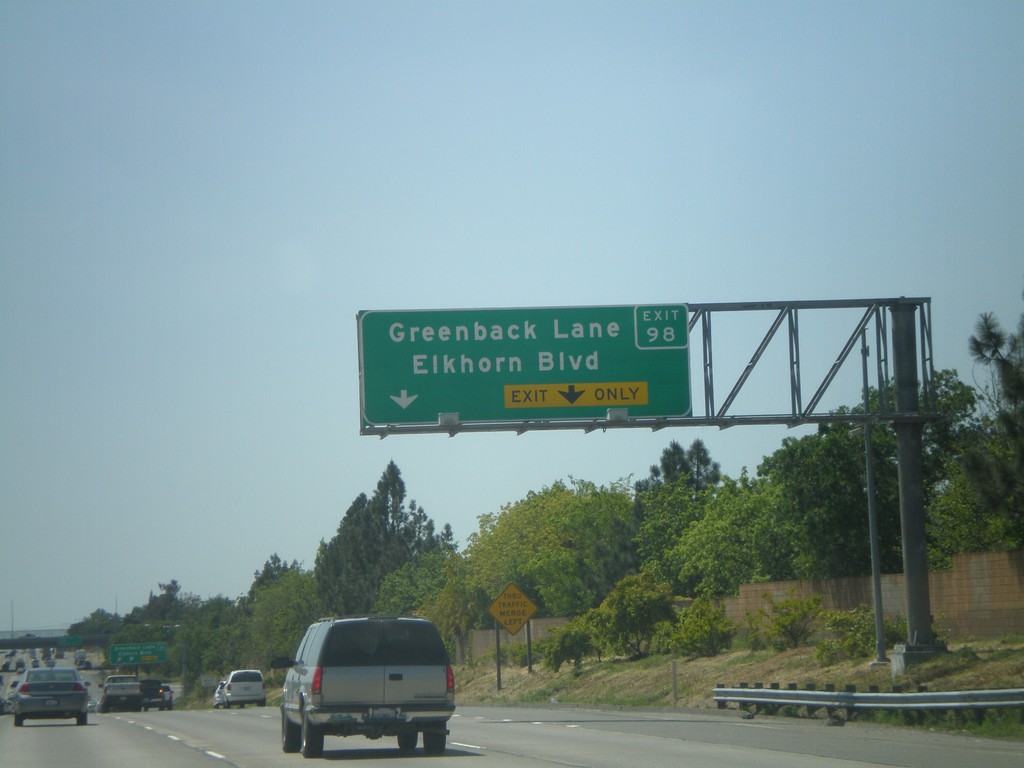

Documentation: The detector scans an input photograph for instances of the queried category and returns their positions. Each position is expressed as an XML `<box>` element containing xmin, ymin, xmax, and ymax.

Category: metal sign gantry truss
<box><xmin>691</xmin><ymin>297</ymin><xmax>938</xmax><ymax>430</ymax></box>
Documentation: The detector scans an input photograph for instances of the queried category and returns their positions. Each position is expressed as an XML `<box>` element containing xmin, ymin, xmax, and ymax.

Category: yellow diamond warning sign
<box><xmin>487</xmin><ymin>583</ymin><xmax>538</xmax><ymax>635</ymax></box>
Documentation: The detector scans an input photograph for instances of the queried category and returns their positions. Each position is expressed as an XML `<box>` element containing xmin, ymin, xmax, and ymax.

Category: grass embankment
<box><xmin>454</xmin><ymin>636</ymin><xmax>1024</xmax><ymax>739</ymax></box>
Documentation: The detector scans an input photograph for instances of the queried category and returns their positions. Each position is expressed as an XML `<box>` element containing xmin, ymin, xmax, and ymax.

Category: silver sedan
<box><xmin>12</xmin><ymin>667</ymin><xmax>91</xmax><ymax>726</ymax></box>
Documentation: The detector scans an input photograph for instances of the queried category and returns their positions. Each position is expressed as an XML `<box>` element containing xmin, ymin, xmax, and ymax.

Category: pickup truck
<box><xmin>139</xmin><ymin>679</ymin><xmax>171</xmax><ymax>711</ymax></box>
<box><xmin>100</xmin><ymin>674</ymin><xmax>142</xmax><ymax>712</ymax></box>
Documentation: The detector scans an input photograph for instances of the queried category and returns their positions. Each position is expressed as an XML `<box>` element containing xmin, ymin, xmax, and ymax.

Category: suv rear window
<box><xmin>321</xmin><ymin>620</ymin><xmax>448</xmax><ymax>667</ymax></box>
<box><xmin>230</xmin><ymin>671</ymin><xmax>264</xmax><ymax>683</ymax></box>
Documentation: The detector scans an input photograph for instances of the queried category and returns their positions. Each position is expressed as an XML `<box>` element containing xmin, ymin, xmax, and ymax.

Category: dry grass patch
<box><xmin>455</xmin><ymin>636</ymin><xmax>1024</xmax><ymax>714</ymax></box>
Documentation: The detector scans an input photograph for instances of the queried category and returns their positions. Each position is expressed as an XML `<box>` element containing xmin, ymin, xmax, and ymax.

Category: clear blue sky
<box><xmin>2</xmin><ymin>1</ymin><xmax>1021</xmax><ymax>632</ymax></box>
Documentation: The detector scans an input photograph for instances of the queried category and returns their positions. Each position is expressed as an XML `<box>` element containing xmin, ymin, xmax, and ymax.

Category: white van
<box><xmin>221</xmin><ymin>669</ymin><xmax>266</xmax><ymax>708</ymax></box>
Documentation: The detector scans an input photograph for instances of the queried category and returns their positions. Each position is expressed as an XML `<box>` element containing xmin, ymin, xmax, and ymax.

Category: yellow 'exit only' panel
<box><xmin>504</xmin><ymin>381</ymin><xmax>648</xmax><ymax>409</ymax></box>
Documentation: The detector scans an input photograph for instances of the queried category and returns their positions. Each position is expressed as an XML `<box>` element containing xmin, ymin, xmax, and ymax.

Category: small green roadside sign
<box><xmin>358</xmin><ymin>304</ymin><xmax>690</xmax><ymax>433</ymax></box>
<box><xmin>109</xmin><ymin>642</ymin><xmax>168</xmax><ymax>665</ymax></box>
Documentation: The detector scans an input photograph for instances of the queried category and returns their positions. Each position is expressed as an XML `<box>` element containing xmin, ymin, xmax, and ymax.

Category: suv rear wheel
<box><xmin>397</xmin><ymin>729</ymin><xmax>418</xmax><ymax>751</ymax></box>
<box><xmin>282</xmin><ymin>710</ymin><xmax>301</xmax><ymax>753</ymax></box>
<box><xmin>423</xmin><ymin>729</ymin><xmax>446</xmax><ymax>756</ymax></box>
<box><xmin>301</xmin><ymin>711</ymin><xmax>324</xmax><ymax>758</ymax></box>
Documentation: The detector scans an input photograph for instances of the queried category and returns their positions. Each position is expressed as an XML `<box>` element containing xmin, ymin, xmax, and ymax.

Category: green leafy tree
<box><xmin>315</xmin><ymin>461</ymin><xmax>446</xmax><ymax>615</ymax></box>
<box><xmin>668</xmin><ymin>474</ymin><xmax>797</xmax><ymax>597</ymax></box>
<box><xmin>543</xmin><ymin>613</ymin><xmax>597</xmax><ymax>672</ymax></box>
<box><xmin>123</xmin><ymin>579</ymin><xmax>185</xmax><ymax>625</ymax></box>
<box><xmin>175</xmin><ymin>594</ymin><xmax>248</xmax><ymax>687</ymax></box>
<box><xmin>422</xmin><ymin>552</ymin><xmax>490</xmax><ymax>659</ymax></box>
<box><xmin>635</xmin><ymin>479</ymin><xmax>708</xmax><ymax>593</ymax></box>
<box><xmin>758</xmin><ymin>591</ymin><xmax>823</xmax><ymax>651</ymax></box>
<box><xmin>376</xmin><ymin>550</ymin><xmax>453</xmax><ymax>615</ymax></box>
<box><xmin>756</xmin><ymin>417</ymin><xmax>903</xmax><ymax>580</ymax></box>
<box><xmin>634</xmin><ymin>440</ymin><xmax>723</xmax><ymax>593</ymax></box>
<box><xmin>593</xmin><ymin>572</ymin><xmax>676</xmax><ymax>659</ymax></box>
<box><xmin>670</xmin><ymin>598</ymin><xmax>735</xmax><ymax>658</ymax></box>
<box><xmin>246</xmin><ymin>553</ymin><xmax>302</xmax><ymax>602</ymax></box>
<box><xmin>464</xmin><ymin>479</ymin><xmax>636</xmax><ymax>619</ymax></box>
<box><xmin>314</xmin><ymin>493</ymin><xmax>368</xmax><ymax>615</ymax></box>
<box><xmin>250</xmin><ymin>568</ymin><xmax>320</xmax><ymax>665</ymax></box>
<box><xmin>637</xmin><ymin>438</ymin><xmax>722</xmax><ymax>490</ymax></box>
<box><xmin>68</xmin><ymin>609</ymin><xmax>122</xmax><ymax>638</ymax></box>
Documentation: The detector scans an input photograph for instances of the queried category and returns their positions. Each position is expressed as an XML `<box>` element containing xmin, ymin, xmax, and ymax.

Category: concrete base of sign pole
<box><xmin>890</xmin><ymin>643</ymin><xmax>947</xmax><ymax>677</ymax></box>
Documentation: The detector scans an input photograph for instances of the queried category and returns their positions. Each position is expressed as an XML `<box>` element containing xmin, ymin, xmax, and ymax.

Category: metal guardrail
<box><xmin>713</xmin><ymin>685</ymin><xmax>1024</xmax><ymax>717</ymax></box>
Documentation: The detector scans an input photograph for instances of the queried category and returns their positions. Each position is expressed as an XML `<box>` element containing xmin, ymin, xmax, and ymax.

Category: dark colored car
<box><xmin>12</xmin><ymin>667</ymin><xmax>91</xmax><ymax>726</ymax></box>
<box><xmin>160</xmin><ymin>683</ymin><xmax>174</xmax><ymax>710</ymax></box>
<box><xmin>140</xmin><ymin>679</ymin><xmax>171</xmax><ymax>711</ymax></box>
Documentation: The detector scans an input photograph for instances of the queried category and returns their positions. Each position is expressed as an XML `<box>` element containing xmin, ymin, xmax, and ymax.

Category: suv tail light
<box><xmin>445</xmin><ymin>665</ymin><xmax>455</xmax><ymax>693</ymax></box>
<box><xmin>311</xmin><ymin>666</ymin><xmax>323</xmax><ymax>695</ymax></box>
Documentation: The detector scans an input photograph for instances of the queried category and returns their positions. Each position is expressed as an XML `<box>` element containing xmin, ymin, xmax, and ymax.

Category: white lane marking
<box><xmin>451</xmin><ymin>741</ymin><xmax>484</xmax><ymax>750</ymax></box>
<box><xmin>205</xmin><ymin>751</ymin><xmax>226</xmax><ymax>759</ymax></box>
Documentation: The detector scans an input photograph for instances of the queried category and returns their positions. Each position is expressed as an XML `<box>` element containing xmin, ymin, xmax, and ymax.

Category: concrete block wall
<box><xmin>720</xmin><ymin>549</ymin><xmax>1023</xmax><ymax>640</ymax></box>
<box><xmin>930</xmin><ymin>550</ymin><xmax>1024</xmax><ymax>638</ymax></box>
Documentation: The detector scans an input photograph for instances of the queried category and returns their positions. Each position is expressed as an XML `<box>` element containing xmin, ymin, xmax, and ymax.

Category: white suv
<box><xmin>222</xmin><ymin>669</ymin><xmax>266</xmax><ymax>708</ymax></box>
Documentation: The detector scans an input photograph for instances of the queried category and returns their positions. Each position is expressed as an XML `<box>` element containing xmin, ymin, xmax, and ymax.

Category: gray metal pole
<box><xmin>495</xmin><ymin>621</ymin><xmax>502</xmax><ymax>691</ymax></box>
<box><xmin>861</xmin><ymin>331</ymin><xmax>887</xmax><ymax>664</ymax></box>
<box><xmin>890</xmin><ymin>303</ymin><xmax>934</xmax><ymax>647</ymax></box>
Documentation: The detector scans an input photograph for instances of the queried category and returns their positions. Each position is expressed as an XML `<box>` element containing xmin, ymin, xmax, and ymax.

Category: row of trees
<box><xmin>69</xmin><ymin>299</ymin><xmax>1023</xmax><ymax>685</ymax></box>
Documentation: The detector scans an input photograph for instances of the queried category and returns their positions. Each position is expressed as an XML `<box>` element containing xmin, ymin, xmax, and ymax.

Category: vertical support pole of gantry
<box><xmin>890</xmin><ymin>303</ymin><xmax>934</xmax><ymax>648</ymax></box>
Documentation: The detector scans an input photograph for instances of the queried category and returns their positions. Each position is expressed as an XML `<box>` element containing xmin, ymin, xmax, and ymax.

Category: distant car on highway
<box><xmin>11</xmin><ymin>667</ymin><xmax>91</xmax><ymax>726</ymax></box>
<box><xmin>221</xmin><ymin>669</ymin><xmax>266</xmax><ymax>708</ymax></box>
<box><xmin>99</xmin><ymin>674</ymin><xmax>142</xmax><ymax>712</ymax></box>
<box><xmin>212</xmin><ymin>680</ymin><xmax>226</xmax><ymax>708</ymax></box>
<box><xmin>160</xmin><ymin>683</ymin><xmax>174</xmax><ymax>710</ymax></box>
<box><xmin>140</xmin><ymin>679</ymin><xmax>171</xmax><ymax>711</ymax></box>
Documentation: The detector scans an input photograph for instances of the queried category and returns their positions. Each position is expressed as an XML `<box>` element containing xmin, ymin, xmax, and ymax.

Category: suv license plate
<box><xmin>368</xmin><ymin>708</ymin><xmax>400</xmax><ymax>721</ymax></box>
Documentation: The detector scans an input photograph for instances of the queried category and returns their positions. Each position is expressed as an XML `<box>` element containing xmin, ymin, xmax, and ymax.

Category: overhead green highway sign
<box><xmin>109</xmin><ymin>642</ymin><xmax>168</xmax><ymax>665</ymax></box>
<box><xmin>358</xmin><ymin>304</ymin><xmax>690</xmax><ymax>434</ymax></box>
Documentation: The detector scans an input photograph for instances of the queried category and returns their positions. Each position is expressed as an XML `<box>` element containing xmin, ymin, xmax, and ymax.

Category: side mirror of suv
<box><xmin>270</xmin><ymin>656</ymin><xmax>295</xmax><ymax>670</ymax></box>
